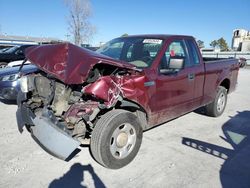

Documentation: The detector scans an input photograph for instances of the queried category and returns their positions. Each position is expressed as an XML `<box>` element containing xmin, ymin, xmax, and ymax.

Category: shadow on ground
<box><xmin>49</xmin><ymin>163</ymin><xmax>106</xmax><ymax>188</ymax></box>
<box><xmin>182</xmin><ymin>111</ymin><xmax>250</xmax><ymax>188</ymax></box>
<box><xmin>193</xmin><ymin>106</ymin><xmax>207</xmax><ymax>116</ymax></box>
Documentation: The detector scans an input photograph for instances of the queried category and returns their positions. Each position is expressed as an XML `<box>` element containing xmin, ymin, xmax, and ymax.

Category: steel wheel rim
<box><xmin>110</xmin><ymin>123</ymin><xmax>136</xmax><ymax>159</ymax></box>
<box><xmin>217</xmin><ymin>93</ymin><xmax>226</xmax><ymax>112</ymax></box>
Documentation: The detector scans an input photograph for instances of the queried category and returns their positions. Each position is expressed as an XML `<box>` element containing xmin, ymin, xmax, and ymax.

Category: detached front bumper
<box><xmin>16</xmin><ymin>92</ymin><xmax>80</xmax><ymax>160</ymax></box>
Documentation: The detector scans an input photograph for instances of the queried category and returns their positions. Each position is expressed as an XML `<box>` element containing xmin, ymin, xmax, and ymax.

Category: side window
<box><xmin>186</xmin><ymin>40</ymin><xmax>200</xmax><ymax>65</ymax></box>
<box><xmin>168</xmin><ymin>41</ymin><xmax>186</xmax><ymax>57</ymax></box>
<box><xmin>159</xmin><ymin>40</ymin><xmax>188</xmax><ymax>74</ymax></box>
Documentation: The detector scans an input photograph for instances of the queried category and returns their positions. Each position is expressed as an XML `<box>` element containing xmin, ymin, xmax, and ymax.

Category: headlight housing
<box><xmin>0</xmin><ymin>73</ymin><xmax>19</xmax><ymax>81</ymax></box>
<box><xmin>20</xmin><ymin>76</ymin><xmax>28</xmax><ymax>93</ymax></box>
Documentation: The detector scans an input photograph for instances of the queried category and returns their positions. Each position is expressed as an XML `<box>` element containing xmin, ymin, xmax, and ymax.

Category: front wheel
<box><xmin>205</xmin><ymin>86</ymin><xmax>227</xmax><ymax>117</ymax></box>
<box><xmin>90</xmin><ymin>109</ymin><xmax>143</xmax><ymax>169</ymax></box>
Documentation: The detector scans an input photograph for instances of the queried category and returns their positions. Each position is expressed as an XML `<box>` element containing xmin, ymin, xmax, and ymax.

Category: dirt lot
<box><xmin>0</xmin><ymin>69</ymin><xmax>249</xmax><ymax>188</ymax></box>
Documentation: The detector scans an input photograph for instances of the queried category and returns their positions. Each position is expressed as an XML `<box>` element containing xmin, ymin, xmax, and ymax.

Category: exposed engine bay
<box><xmin>20</xmin><ymin>65</ymin><xmax>145</xmax><ymax>144</ymax></box>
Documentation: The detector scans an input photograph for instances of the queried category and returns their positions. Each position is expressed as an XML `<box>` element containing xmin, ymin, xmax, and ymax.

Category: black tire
<box><xmin>205</xmin><ymin>86</ymin><xmax>227</xmax><ymax>117</ymax></box>
<box><xmin>90</xmin><ymin>109</ymin><xmax>143</xmax><ymax>169</ymax></box>
<box><xmin>136</xmin><ymin>110</ymin><xmax>147</xmax><ymax>130</ymax></box>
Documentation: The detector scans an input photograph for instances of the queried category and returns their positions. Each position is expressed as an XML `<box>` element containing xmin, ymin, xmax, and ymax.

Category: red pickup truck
<box><xmin>16</xmin><ymin>35</ymin><xmax>239</xmax><ymax>169</ymax></box>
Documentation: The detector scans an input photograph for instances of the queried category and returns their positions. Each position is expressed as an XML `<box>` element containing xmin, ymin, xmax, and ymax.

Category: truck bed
<box><xmin>203</xmin><ymin>57</ymin><xmax>239</xmax><ymax>105</ymax></box>
<box><xmin>203</xmin><ymin>57</ymin><xmax>235</xmax><ymax>63</ymax></box>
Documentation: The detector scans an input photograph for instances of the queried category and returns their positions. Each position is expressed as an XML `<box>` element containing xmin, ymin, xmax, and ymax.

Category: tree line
<box><xmin>197</xmin><ymin>38</ymin><xmax>229</xmax><ymax>51</ymax></box>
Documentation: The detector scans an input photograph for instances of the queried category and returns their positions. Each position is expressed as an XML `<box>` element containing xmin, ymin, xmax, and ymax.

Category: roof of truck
<box><xmin>118</xmin><ymin>34</ymin><xmax>194</xmax><ymax>39</ymax></box>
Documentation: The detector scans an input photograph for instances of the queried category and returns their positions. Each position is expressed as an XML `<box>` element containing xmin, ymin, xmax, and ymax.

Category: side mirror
<box><xmin>169</xmin><ymin>57</ymin><xmax>184</xmax><ymax>70</ymax></box>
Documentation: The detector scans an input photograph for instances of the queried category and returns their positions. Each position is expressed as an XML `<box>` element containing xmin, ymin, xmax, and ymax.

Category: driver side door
<box><xmin>153</xmin><ymin>39</ymin><xmax>195</xmax><ymax>124</ymax></box>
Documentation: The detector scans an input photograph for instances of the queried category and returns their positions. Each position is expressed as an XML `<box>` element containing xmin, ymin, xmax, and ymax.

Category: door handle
<box><xmin>188</xmin><ymin>73</ymin><xmax>195</xmax><ymax>80</ymax></box>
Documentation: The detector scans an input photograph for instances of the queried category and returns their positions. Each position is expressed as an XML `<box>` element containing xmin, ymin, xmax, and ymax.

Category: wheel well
<box><xmin>220</xmin><ymin>79</ymin><xmax>230</xmax><ymax>92</ymax></box>
<box><xmin>115</xmin><ymin>99</ymin><xmax>148</xmax><ymax>130</ymax></box>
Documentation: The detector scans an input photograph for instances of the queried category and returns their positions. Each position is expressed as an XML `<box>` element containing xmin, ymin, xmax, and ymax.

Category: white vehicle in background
<box><xmin>6</xmin><ymin>60</ymin><xmax>31</xmax><ymax>68</ymax></box>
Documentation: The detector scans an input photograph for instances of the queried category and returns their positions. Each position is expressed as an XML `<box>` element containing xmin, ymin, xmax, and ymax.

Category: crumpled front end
<box><xmin>25</xmin><ymin>43</ymin><xmax>136</xmax><ymax>85</ymax></box>
<box><xmin>16</xmin><ymin>90</ymin><xmax>81</xmax><ymax>160</ymax></box>
<box><xmin>16</xmin><ymin>55</ymin><xmax>148</xmax><ymax>161</ymax></box>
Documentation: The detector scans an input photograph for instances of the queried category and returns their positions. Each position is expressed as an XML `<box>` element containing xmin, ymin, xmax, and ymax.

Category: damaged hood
<box><xmin>25</xmin><ymin>43</ymin><xmax>136</xmax><ymax>84</ymax></box>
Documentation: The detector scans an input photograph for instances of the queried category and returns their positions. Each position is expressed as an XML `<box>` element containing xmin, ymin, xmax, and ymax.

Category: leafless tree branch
<box><xmin>65</xmin><ymin>0</ymin><xmax>96</xmax><ymax>46</ymax></box>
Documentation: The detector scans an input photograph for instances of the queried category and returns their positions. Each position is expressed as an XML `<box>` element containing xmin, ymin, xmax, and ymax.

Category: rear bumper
<box><xmin>16</xmin><ymin>92</ymin><xmax>80</xmax><ymax>160</ymax></box>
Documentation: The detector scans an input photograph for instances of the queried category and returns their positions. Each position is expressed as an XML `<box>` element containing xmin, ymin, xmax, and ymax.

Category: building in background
<box><xmin>241</xmin><ymin>40</ymin><xmax>250</xmax><ymax>52</ymax></box>
<box><xmin>201</xmin><ymin>47</ymin><xmax>220</xmax><ymax>53</ymax></box>
<box><xmin>232</xmin><ymin>29</ymin><xmax>250</xmax><ymax>51</ymax></box>
<box><xmin>0</xmin><ymin>34</ymin><xmax>63</xmax><ymax>49</ymax></box>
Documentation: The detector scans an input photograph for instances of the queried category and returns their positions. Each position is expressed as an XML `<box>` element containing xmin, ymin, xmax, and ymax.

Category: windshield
<box><xmin>4</xmin><ymin>46</ymin><xmax>19</xmax><ymax>53</ymax></box>
<box><xmin>96</xmin><ymin>37</ymin><xmax>163</xmax><ymax>68</ymax></box>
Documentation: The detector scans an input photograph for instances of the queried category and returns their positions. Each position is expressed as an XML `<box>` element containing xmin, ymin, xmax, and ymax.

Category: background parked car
<box><xmin>0</xmin><ymin>47</ymin><xmax>11</xmax><ymax>53</ymax></box>
<box><xmin>239</xmin><ymin>57</ymin><xmax>247</xmax><ymax>68</ymax></box>
<box><xmin>6</xmin><ymin>60</ymin><xmax>31</xmax><ymax>68</ymax></box>
<box><xmin>0</xmin><ymin>44</ymin><xmax>37</xmax><ymax>68</ymax></box>
<box><xmin>0</xmin><ymin>65</ymin><xmax>38</xmax><ymax>100</ymax></box>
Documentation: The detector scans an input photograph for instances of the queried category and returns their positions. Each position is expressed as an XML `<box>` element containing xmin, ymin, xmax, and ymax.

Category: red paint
<box><xmin>64</xmin><ymin>101</ymin><xmax>99</xmax><ymax>120</ymax></box>
<box><xmin>25</xmin><ymin>43</ymin><xmax>136</xmax><ymax>85</ymax></box>
<box><xmin>170</xmin><ymin>50</ymin><xmax>175</xmax><ymax>57</ymax></box>
<box><xmin>26</xmin><ymin>35</ymin><xmax>239</xmax><ymax>127</ymax></box>
<box><xmin>83</xmin><ymin>76</ymin><xmax>122</xmax><ymax>107</ymax></box>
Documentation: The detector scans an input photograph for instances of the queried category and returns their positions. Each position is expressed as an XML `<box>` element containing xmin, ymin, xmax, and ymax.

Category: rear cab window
<box><xmin>185</xmin><ymin>39</ymin><xmax>201</xmax><ymax>66</ymax></box>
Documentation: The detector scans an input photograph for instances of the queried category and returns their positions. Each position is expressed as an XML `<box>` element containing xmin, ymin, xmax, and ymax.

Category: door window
<box><xmin>159</xmin><ymin>40</ymin><xmax>188</xmax><ymax>74</ymax></box>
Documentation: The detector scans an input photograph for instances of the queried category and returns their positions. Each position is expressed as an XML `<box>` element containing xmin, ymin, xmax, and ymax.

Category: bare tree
<box><xmin>65</xmin><ymin>0</ymin><xmax>95</xmax><ymax>46</ymax></box>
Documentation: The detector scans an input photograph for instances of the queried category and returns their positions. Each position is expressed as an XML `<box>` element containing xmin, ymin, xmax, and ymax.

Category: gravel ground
<box><xmin>0</xmin><ymin>69</ymin><xmax>249</xmax><ymax>188</ymax></box>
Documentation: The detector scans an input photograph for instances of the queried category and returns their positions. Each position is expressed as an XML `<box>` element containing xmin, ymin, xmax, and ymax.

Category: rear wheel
<box><xmin>90</xmin><ymin>109</ymin><xmax>143</xmax><ymax>169</ymax></box>
<box><xmin>205</xmin><ymin>86</ymin><xmax>227</xmax><ymax>117</ymax></box>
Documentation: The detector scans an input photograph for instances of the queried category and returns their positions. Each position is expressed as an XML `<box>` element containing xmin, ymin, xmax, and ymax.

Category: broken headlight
<box><xmin>20</xmin><ymin>76</ymin><xmax>28</xmax><ymax>93</ymax></box>
<box><xmin>0</xmin><ymin>73</ymin><xmax>19</xmax><ymax>81</ymax></box>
